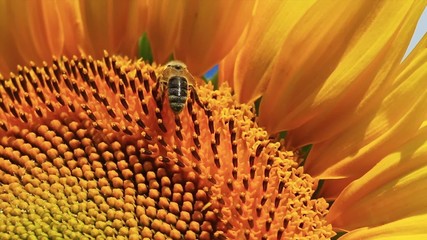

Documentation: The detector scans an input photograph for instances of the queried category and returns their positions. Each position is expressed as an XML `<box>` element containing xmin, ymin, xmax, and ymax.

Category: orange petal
<box><xmin>0</xmin><ymin>0</ymin><xmax>82</xmax><ymax>75</ymax></box>
<box><xmin>174</xmin><ymin>0</ymin><xmax>255</xmax><ymax>75</ymax></box>
<box><xmin>218</xmin><ymin>26</ymin><xmax>248</xmax><ymax>90</ymax></box>
<box><xmin>145</xmin><ymin>0</ymin><xmax>183</xmax><ymax>64</ymax></box>
<box><xmin>258</xmin><ymin>1</ymin><xmax>425</xmax><ymax>138</ymax></box>
<box><xmin>304</xmin><ymin>33</ymin><xmax>427</xmax><ymax>179</ymax></box>
<box><xmin>26</xmin><ymin>1</ymin><xmax>64</xmax><ymax>59</ymax></box>
<box><xmin>315</xmin><ymin>178</ymin><xmax>354</xmax><ymax>201</ymax></box>
<box><xmin>326</xmin><ymin>124</ymin><xmax>427</xmax><ymax>232</ymax></box>
<box><xmin>78</xmin><ymin>0</ymin><xmax>146</xmax><ymax>58</ymax></box>
<box><xmin>223</xmin><ymin>1</ymin><xmax>315</xmax><ymax>103</ymax></box>
<box><xmin>57</xmin><ymin>0</ymin><xmax>86</xmax><ymax>56</ymax></box>
<box><xmin>0</xmin><ymin>1</ymin><xmax>21</xmax><ymax>74</ymax></box>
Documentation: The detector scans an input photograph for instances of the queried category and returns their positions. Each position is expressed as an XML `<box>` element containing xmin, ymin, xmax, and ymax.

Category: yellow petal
<box><xmin>326</xmin><ymin>124</ymin><xmax>427</xmax><ymax>232</ymax></box>
<box><xmin>78</xmin><ymin>0</ymin><xmax>146</xmax><ymax>58</ymax></box>
<box><xmin>221</xmin><ymin>0</ymin><xmax>315</xmax><ymax>103</ymax></box>
<box><xmin>305</xmin><ymin>33</ymin><xmax>427</xmax><ymax>179</ymax></box>
<box><xmin>340</xmin><ymin>215</ymin><xmax>427</xmax><ymax>240</ymax></box>
<box><xmin>174</xmin><ymin>0</ymin><xmax>255</xmax><ymax>75</ymax></box>
<box><xmin>258</xmin><ymin>1</ymin><xmax>426</xmax><ymax>138</ymax></box>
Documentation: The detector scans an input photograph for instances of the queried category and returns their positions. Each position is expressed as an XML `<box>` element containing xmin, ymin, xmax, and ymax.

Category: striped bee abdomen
<box><xmin>168</xmin><ymin>76</ymin><xmax>188</xmax><ymax>113</ymax></box>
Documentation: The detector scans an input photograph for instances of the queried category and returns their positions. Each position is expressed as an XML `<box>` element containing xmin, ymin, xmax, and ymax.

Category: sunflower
<box><xmin>0</xmin><ymin>1</ymin><xmax>426</xmax><ymax>239</ymax></box>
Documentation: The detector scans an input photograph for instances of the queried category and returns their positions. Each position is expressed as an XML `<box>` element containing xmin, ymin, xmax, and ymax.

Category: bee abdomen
<box><xmin>168</xmin><ymin>76</ymin><xmax>188</xmax><ymax>113</ymax></box>
<box><xmin>169</xmin><ymin>95</ymin><xmax>186</xmax><ymax>113</ymax></box>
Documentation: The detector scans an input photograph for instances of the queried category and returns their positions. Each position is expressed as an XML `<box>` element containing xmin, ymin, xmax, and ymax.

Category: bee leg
<box><xmin>155</xmin><ymin>80</ymin><xmax>167</xmax><ymax>110</ymax></box>
<box><xmin>152</xmin><ymin>80</ymin><xmax>161</xmax><ymax>103</ymax></box>
<box><xmin>190</xmin><ymin>85</ymin><xmax>208</xmax><ymax>111</ymax></box>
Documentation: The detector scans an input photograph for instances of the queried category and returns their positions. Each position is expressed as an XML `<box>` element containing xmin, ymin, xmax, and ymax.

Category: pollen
<box><xmin>0</xmin><ymin>52</ymin><xmax>335</xmax><ymax>239</ymax></box>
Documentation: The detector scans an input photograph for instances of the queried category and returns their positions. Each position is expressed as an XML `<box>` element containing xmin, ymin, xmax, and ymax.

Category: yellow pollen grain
<box><xmin>0</xmin><ymin>52</ymin><xmax>335</xmax><ymax>239</ymax></box>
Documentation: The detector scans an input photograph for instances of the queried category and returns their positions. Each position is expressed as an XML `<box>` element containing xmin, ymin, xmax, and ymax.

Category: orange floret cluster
<box><xmin>0</xmin><ymin>52</ymin><xmax>335</xmax><ymax>239</ymax></box>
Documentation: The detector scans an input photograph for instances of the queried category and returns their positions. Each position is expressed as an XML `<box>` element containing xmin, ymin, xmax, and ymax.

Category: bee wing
<box><xmin>159</xmin><ymin>64</ymin><xmax>176</xmax><ymax>83</ymax></box>
<box><xmin>183</xmin><ymin>69</ymin><xmax>206</xmax><ymax>87</ymax></box>
<box><xmin>162</xmin><ymin>60</ymin><xmax>205</xmax><ymax>87</ymax></box>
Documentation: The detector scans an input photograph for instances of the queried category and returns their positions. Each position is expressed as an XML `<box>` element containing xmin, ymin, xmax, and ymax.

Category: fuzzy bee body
<box><xmin>159</xmin><ymin>61</ymin><xmax>202</xmax><ymax>114</ymax></box>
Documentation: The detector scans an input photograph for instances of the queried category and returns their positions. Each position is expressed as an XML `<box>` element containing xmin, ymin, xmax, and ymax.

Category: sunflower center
<box><xmin>0</xmin><ymin>52</ymin><xmax>335</xmax><ymax>239</ymax></box>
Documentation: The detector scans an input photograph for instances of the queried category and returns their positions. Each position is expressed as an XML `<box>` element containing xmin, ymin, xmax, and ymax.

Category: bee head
<box><xmin>161</xmin><ymin>60</ymin><xmax>196</xmax><ymax>87</ymax></box>
<box><xmin>165</xmin><ymin>60</ymin><xmax>187</xmax><ymax>71</ymax></box>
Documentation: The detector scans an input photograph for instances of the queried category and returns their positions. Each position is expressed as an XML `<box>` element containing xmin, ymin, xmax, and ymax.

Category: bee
<box><xmin>159</xmin><ymin>61</ymin><xmax>203</xmax><ymax>114</ymax></box>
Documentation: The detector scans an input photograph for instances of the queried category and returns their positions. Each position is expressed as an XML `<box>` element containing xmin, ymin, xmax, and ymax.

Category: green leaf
<box><xmin>208</xmin><ymin>72</ymin><xmax>218</xmax><ymax>89</ymax></box>
<box><xmin>138</xmin><ymin>32</ymin><xmax>153</xmax><ymax>64</ymax></box>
